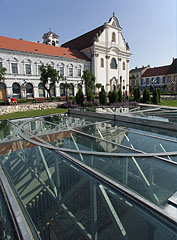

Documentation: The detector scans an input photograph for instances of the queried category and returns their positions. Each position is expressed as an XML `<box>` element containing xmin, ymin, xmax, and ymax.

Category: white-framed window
<box><xmin>37</xmin><ymin>65</ymin><xmax>42</xmax><ymax>75</ymax></box>
<box><xmin>25</xmin><ymin>64</ymin><xmax>31</xmax><ymax>75</ymax></box>
<box><xmin>69</xmin><ymin>68</ymin><xmax>73</xmax><ymax>76</ymax></box>
<box><xmin>59</xmin><ymin>65</ymin><xmax>64</xmax><ymax>76</ymax></box>
<box><xmin>11</xmin><ymin>63</ymin><xmax>18</xmax><ymax>74</ymax></box>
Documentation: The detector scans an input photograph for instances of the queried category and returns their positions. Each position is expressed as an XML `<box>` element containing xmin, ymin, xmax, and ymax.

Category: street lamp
<box><xmin>152</xmin><ymin>78</ymin><xmax>156</xmax><ymax>90</ymax></box>
<box><xmin>171</xmin><ymin>80</ymin><xmax>174</xmax><ymax>94</ymax></box>
<box><xmin>65</xmin><ymin>77</ymin><xmax>68</xmax><ymax>103</ymax></box>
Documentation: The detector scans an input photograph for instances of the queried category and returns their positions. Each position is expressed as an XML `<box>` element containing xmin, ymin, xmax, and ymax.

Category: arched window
<box><xmin>60</xmin><ymin>83</ymin><xmax>65</xmax><ymax>96</ymax></box>
<box><xmin>110</xmin><ymin>58</ymin><xmax>117</xmax><ymax>69</ymax></box>
<box><xmin>52</xmin><ymin>41</ymin><xmax>55</xmax><ymax>46</ymax></box>
<box><xmin>123</xmin><ymin>62</ymin><xmax>125</xmax><ymax>70</ymax></box>
<box><xmin>78</xmin><ymin>83</ymin><xmax>82</xmax><ymax>90</ymax></box>
<box><xmin>38</xmin><ymin>83</ymin><xmax>45</xmax><ymax>97</ymax></box>
<box><xmin>12</xmin><ymin>82</ymin><xmax>21</xmax><ymax>98</ymax></box>
<box><xmin>69</xmin><ymin>83</ymin><xmax>74</xmax><ymax>96</ymax></box>
<box><xmin>100</xmin><ymin>58</ymin><xmax>104</xmax><ymax>68</ymax></box>
<box><xmin>58</xmin><ymin>63</ymin><xmax>64</xmax><ymax>76</ymax></box>
<box><xmin>26</xmin><ymin>83</ymin><xmax>34</xmax><ymax>98</ymax></box>
<box><xmin>68</xmin><ymin>64</ymin><xmax>73</xmax><ymax>77</ymax></box>
<box><xmin>112</xmin><ymin>32</ymin><xmax>116</xmax><ymax>42</ymax></box>
<box><xmin>0</xmin><ymin>83</ymin><xmax>6</xmax><ymax>100</ymax></box>
<box><xmin>50</xmin><ymin>85</ymin><xmax>56</xmax><ymax>97</ymax></box>
<box><xmin>0</xmin><ymin>82</ymin><xmax>6</xmax><ymax>90</ymax></box>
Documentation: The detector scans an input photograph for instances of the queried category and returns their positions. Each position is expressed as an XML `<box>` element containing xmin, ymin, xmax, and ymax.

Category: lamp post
<box><xmin>152</xmin><ymin>78</ymin><xmax>156</xmax><ymax>90</ymax></box>
<box><xmin>171</xmin><ymin>80</ymin><xmax>174</xmax><ymax>94</ymax></box>
<box><xmin>65</xmin><ymin>78</ymin><xmax>68</xmax><ymax>103</ymax></box>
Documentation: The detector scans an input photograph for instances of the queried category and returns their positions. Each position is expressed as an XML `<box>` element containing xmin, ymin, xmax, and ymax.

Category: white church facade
<box><xmin>0</xmin><ymin>14</ymin><xmax>130</xmax><ymax>100</ymax></box>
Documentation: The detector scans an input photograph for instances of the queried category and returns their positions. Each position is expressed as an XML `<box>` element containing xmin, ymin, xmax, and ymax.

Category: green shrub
<box><xmin>152</xmin><ymin>88</ymin><xmax>161</xmax><ymax>104</ymax></box>
<box><xmin>86</xmin><ymin>89</ymin><xmax>93</xmax><ymax>101</ymax></box>
<box><xmin>111</xmin><ymin>89</ymin><xmax>118</xmax><ymax>103</ymax></box>
<box><xmin>143</xmin><ymin>88</ymin><xmax>150</xmax><ymax>103</ymax></box>
<box><xmin>76</xmin><ymin>88</ymin><xmax>84</xmax><ymax>106</ymax></box>
<box><xmin>133</xmin><ymin>87</ymin><xmax>141</xmax><ymax>102</ymax></box>
<box><xmin>99</xmin><ymin>86</ymin><xmax>107</xmax><ymax>105</ymax></box>
<box><xmin>118</xmin><ymin>88</ymin><xmax>123</xmax><ymax>102</ymax></box>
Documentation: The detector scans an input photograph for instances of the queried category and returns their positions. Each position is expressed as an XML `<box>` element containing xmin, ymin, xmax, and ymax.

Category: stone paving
<box><xmin>0</xmin><ymin>102</ymin><xmax>59</xmax><ymax>115</ymax></box>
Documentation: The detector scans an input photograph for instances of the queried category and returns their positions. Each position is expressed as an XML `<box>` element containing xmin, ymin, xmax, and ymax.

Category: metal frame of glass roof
<box><xmin>0</xmin><ymin>106</ymin><xmax>177</xmax><ymax>239</ymax></box>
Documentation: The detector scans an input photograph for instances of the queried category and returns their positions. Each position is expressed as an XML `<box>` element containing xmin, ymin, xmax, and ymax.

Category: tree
<box><xmin>40</xmin><ymin>64</ymin><xmax>61</xmax><ymax>99</ymax></box>
<box><xmin>76</xmin><ymin>88</ymin><xmax>84</xmax><ymax>106</ymax></box>
<box><xmin>99</xmin><ymin>86</ymin><xmax>107</xmax><ymax>105</ymax></box>
<box><xmin>0</xmin><ymin>67</ymin><xmax>6</xmax><ymax>82</ymax></box>
<box><xmin>96</xmin><ymin>83</ymin><xmax>102</xmax><ymax>93</ymax></box>
<box><xmin>118</xmin><ymin>88</ymin><xmax>123</xmax><ymax>102</ymax></box>
<box><xmin>133</xmin><ymin>87</ymin><xmax>141</xmax><ymax>102</ymax></box>
<box><xmin>82</xmin><ymin>70</ymin><xmax>95</xmax><ymax>98</ymax></box>
<box><xmin>143</xmin><ymin>88</ymin><xmax>150</xmax><ymax>103</ymax></box>
<box><xmin>112</xmin><ymin>89</ymin><xmax>118</xmax><ymax>103</ymax></box>
<box><xmin>152</xmin><ymin>88</ymin><xmax>160</xmax><ymax>104</ymax></box>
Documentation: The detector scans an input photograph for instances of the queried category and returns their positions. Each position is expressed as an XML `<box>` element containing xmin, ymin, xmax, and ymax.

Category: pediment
<box><xmin>108</xmin><ymin>14</ymin><xmax>121</xmax><ymax>29</ymax></box>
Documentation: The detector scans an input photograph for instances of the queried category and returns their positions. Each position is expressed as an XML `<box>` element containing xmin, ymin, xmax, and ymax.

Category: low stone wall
<box><xmin>0</xmin><ymin>102</ymin><xmax>59</xmax><ymax>116</ymax></box>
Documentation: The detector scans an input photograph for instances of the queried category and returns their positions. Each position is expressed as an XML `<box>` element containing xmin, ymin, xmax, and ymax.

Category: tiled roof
<box><xmin>61</xmin><ymin>25</ymin><xmax>105</xmax><ymax>50</ymax></box>
<box><xmin>0</xmin><ymin>36</ymin><xmax>89</xmax><ymax>61</ymax></box>
<box><xmin>142</xmin><ymin>65</ymin><xmax>171</xmax><ymax>77</ymax></box>
<box><xmin>167</xmin><ymin>58</ymin><xmax>177</xmax><ymax>74</ymax></box>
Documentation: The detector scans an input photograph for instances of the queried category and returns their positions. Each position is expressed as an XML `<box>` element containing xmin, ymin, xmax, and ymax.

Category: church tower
<box><xmin>42</xmin><ymin>31</ymin><xmax>59</xmax><ymax>47</ymax></box>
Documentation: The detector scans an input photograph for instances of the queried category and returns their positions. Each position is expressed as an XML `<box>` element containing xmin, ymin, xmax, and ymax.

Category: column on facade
<box><xmin>118</xmin><ymin>58</ymin><xmax>122</xmax><ymax>90</ymax></box>
<box><xmin>126</xmin><ymin>59</ymin><xmax>130</xmax><ymax>94</ymax></box>
<box><xmin>105</xmin><ymin>55</ymin><xmax>110</xmax><ymax>92</ymax></box>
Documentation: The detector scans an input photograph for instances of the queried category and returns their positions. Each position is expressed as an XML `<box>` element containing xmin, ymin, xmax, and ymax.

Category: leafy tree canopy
<box><xmin>0</xmin><ymin>67</ymin><xmax>6</xmax><ymax>81</ymax></box>
<box><xmin>82</xmin><ymin>70</ymin><xmax>95</xmax><ymax>92</ymax></box>
<box><xmin>40</xmin><ymin>64</ymin><xmax>62</xmax><ymax>98</ymax></box>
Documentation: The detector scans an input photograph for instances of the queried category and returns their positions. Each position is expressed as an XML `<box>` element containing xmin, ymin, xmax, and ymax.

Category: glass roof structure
<box><xmin>0</xmin><ymin>106</ymin><xmax>176</xmax><ymax>240</ymax></box>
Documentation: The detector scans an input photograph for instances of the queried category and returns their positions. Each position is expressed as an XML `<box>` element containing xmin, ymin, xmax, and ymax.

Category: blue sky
<box><xmin>0</xmin><ymin>0</ymin><xmax>176</xmax><ymax>69</ymax></box>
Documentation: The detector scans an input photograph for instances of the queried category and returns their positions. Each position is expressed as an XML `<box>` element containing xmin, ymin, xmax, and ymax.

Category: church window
<box><xmin>123</xmin><ymin>62</ymin><xmax>125</xmax><ymax>70</ymax></box>
<box><xmin>112</xmin><ymin>32</ymin><xmax>116</xmax><ymax>42</ymax></box>
<box><xmin>110</xmin><ymin>58</ymin><xmax>117</xmax><ymax>69</ymax></box>
<box><xmin>52</xmin><ymin>40</ymin><xmax>55</xmax><ymax>46</ymax></box>
<box><xmin>100</xmin><ymin>58</ymin><xmax>104</xmax><ymax>67</ymax></box>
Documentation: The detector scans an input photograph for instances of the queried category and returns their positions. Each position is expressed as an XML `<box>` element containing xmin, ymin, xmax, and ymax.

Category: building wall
<box><xmin>82</xmin><ymin>16</ymin><xmax>130</xmax><ymax>94</ymax></box>
<box><xmin>0</xmin><ymin>49</ymin><xmax>90</xmax><ymax>99</ymax></box>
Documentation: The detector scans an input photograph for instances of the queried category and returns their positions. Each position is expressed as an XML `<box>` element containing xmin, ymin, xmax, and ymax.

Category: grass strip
<box><xmin>0</xmin><ymin>108</ymin><xmax>67</xmax><ymax>120</ymax></box>
<box><xmin>160</xmin><ymin>100</ymin><xmax>177</xmax><ymax>107</ymax></box>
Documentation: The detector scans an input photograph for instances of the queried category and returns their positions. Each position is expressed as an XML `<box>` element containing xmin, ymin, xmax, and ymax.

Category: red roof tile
<box><xmin>0</xmin><ymin>36</ymin><xmax>89</xmax><ymax>61</ymax></box>
<box><xmin>142</xmin><ymin>65</ymin><xmax>171</xmax><ymax>77</ymax></box>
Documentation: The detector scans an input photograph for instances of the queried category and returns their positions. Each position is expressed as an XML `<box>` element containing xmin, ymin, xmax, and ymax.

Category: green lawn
<box><xmin>160</xmin><ymin>100</ymin><xmax>177</xmax><ymax>107</ymax></box>
<box><xmin>0</xmin><ymin>108</ymin><xmax>67</xmax><ymax>120</ymax></box>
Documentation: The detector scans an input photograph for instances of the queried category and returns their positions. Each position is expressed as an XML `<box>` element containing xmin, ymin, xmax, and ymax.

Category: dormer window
<box><xmin>112</xmin><ymin>32</ymin><xmax>116</xmax><ymax>42</ymax></box>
